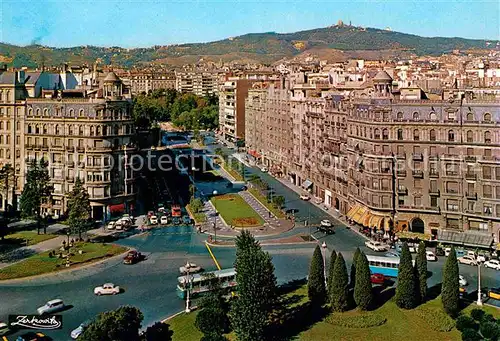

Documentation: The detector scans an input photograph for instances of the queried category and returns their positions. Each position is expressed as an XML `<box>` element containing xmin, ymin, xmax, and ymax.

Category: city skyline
<box><xmin>1</xmin><ymin>0</ymin><xmax>499</xmax><ymax>48</ymax></box>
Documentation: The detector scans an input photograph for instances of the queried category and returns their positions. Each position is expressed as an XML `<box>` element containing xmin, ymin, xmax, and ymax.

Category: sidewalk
<box><xmin>0</xmin><ymin>235</ymin><xmax>67</xmax><ymax>269</ymax></box>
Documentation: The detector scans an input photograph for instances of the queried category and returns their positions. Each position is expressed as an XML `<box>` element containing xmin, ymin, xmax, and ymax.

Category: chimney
<box><xmin>17</xmin><ymin>70</ymin><xmax>26</xmax><ymax>84</ymax></box>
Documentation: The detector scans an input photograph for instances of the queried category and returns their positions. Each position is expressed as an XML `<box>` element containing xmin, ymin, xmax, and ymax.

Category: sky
<box><xmin>1</xmin><ymin>0</ymin><xmax>499</xmax><ymax>48</ymax></box>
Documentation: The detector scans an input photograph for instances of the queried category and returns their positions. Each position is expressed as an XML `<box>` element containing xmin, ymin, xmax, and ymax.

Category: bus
<box><xmin>176</xmin><ymin>268</ymin><xmax>236</xmax><ymax>299</ymax></box>
<box><xmin>366</xmin><ymin>255</ymin><xmax>401</xmax><ymax>277</ymax></box>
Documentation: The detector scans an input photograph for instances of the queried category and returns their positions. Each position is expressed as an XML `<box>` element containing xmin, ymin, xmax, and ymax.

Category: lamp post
<box><xmin>184</xmin><ymin>262</ymin><xmax>192</xmax><ymax>313</ymax></box>
<box><xmin>321</xmin><ymin>241</ymin><xmax>327</xmax><ymax>288</ymax></box>
<box><xmin>476</xmin><ymin>259</ymin><xmax>483</xmax><ymax>306</ymax></box>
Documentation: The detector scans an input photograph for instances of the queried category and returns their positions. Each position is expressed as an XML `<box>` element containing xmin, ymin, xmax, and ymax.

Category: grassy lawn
<box><xmin>186</xmin><ymin>204</ymin><xmax>207</xmax><ymax>224</ymax></box>
<box><xmin>248</xmin><ymin>188</ymin><xmax>285</xmax><ymax>219</ymax></box>
<box><xmin>3</xmin><ymin>231</ymin><xmax>57</xmax><ymax>246</ymax></box>
<box><xmin>211</xmin><ymin>194</ymin><xmax>264</xmax><ymax>227</ymax></box>
<box><xmin>167</xmin><ymin>283</ymin><xmax>499</xmax><ymax>341</ymax></box>
<box><xmin>0</xmin><ymin>242</ymin><xmax>127</xmax><ymax>280</ymax></box>
<box><xmin>222</xmin><ymin>164</ymin><xmax>244</xmax><ymax>181</ymax></box>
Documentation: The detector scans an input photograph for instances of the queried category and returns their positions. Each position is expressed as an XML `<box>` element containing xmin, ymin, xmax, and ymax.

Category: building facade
<box><xmin>175</xmin><ymin>71</ymin><xmax>219</xmax><ymax>97</ymax></box>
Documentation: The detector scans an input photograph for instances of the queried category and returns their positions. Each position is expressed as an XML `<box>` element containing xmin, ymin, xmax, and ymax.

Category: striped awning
<box><xmin>384</xmin><ymin>218</ymin><xmax>392</xmax><ymax>231</ymax></box>
<box><xmin>353</xmin><ymin>206</ymin><xmax>367</xmax><ymax>224</ymax></box>
<box><xmin>369</xmin><ymin>215</ymin><xmax>384</xmax><ymax>230</ymax></box>
<box><xmin>359</xmin><ymin>209</ymin><xmax>371</xmax><ymax>226</ymax></box>
<box><xmin>346</xmin><ymin>205</ymin><xmax>359</xmax><ymax>219</ymax></box>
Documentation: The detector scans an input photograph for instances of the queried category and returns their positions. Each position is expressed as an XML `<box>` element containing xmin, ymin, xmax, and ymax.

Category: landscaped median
<box><xmin>186</xmin><ymin>204</ymin><xmax>207</xmax><ymax>225</ymax></box>
<box><xmin>248</xmin><ymin>187</ymin><xmax>285</xmax><ymax>219</ymax></box>
<box><xmin>0</xmin><ymin>241</ymin><xmax>127</xmax><ymax>280</ymax></box>
<box><xmin>211</xmin><ymin>194</ymin><xmax>264</xmax><ymax>228</ymax></box>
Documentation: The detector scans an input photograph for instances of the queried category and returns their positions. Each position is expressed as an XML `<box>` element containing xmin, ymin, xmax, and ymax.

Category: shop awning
<box><xmin>362</xmin><ymin>212</ymin><xmax>373</xmax><ymax>227</ymax></box>
<box><xmin>437</xmin><ymin>230</ymin><xmax>493</xmax><ymax>249</ymax></box>
<box><xmin>109</xmin><ymin>203</ymin><xmax>125</xmax><ymax>214</ymax></box>
<box><xmin>353</xmin><ymin>206</ymin><xmax>367</xmax><ymax>224</ymax></box>
<box><xmin>302</xmin><ymin>179</ymin><xmax>313</xmax><ymax>189</ymax></box>
<box><xmin>396</xmin><ymin>220</ymin><xmax>409</xmax><ymax>232</ymax></box>
<box><xmin>346</xmin><ymin>205</ymin><xmax>360</xmax><ymax>220</ymax></box>
<box><xmin>384</xmin><ymin>218</ymin><xmax>392</xmax><ymax>232</ymax></box>
<box><xmin>369</xmin><ymin>215</ymin><xmax>384</xmax><ymax>230</ymax></box>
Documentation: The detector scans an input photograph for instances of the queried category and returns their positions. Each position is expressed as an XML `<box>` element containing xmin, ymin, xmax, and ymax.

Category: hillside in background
<box><xmin>0</xmin><ymin>25</ymin><xmax>497</xmax><ymax>68</ymax></box>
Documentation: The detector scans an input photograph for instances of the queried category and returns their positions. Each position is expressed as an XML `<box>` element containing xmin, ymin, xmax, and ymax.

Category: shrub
<box><xmin>326</xmin><ymin>313</ymin><xmax>387</xmax><ymax>328</ymax></box>
<box><xmin>470</xmin><ymin>308</ymin><xmax>485</xmax><ymax>322</ymax></box>
<box><xmin>456</xmin><ymin>315</ymin><xmax>477</xmax><ymax>332</ymax></box>
<box><xmin>415</xmin><ymin>306</ymin><xmax>456</xmax><ymax>332</ymax></box>
<box><xmin>481</xmin><ymin>313</ymin><xmax>496</xmax><ymax>323</ymax></box>
<box><xmin>461</xmin><ymin>328</ymin><xmax>482</xmax><ymax>341</ymax></box>
<box><xmin>480</xmin><ymin>321</ymin><xmax>500</xmax><ymax>341</ymax></box>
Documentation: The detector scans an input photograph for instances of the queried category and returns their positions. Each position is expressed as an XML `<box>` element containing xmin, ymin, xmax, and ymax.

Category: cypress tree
<box><xmin>329</xmin><ymin>252</ymin><xmax>349</xmax><ymax>312</ymax></box>
<box><xmin>415</xmin><ymin>241</ymin><xmax>428</xmax><ymax>302</ymax></box>
<box><xmin>308</xmin><ymin>245</ymin><xmax>326</xmax><ymax>306</ymax></box>
<box><xmin>354</xmin><ymin>251</ymin><xmax>373</xmax><ymax>310</ymax></box>
<box><xmin>395</xmin><ymin>242</ymin><xmax>419</xmax><ymax>309</ymax></box>
<box><xmin>327</xmin><ymin>249</ymin><xmax>337</xmax><ymax>295</ymax></box>
<box><xmin>442</xmin><ymin>245</ymin><xmax>460</xmax><ymax>317</ymax></box>
<box><xmin>350</xmin><ymin>247</ymin><xmax>361</xmax><ymax>287</ymax></box>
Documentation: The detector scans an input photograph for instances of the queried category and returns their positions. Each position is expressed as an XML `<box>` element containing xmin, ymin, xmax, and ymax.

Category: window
<box><xmin>483</xmin><ymin>166</ymin><xmax>491</xmax><ymax>179</ymax></box>
<box><xmin>496</xmin><ymin>186</ymin><xmax>500</xmax><ymax>199</ymax></box>
<box><xmin>430</xmin><ymin>129</ymin><xmax>436</xmax><ymax>141</ymax></box>
<box><xmin>447</xmin><ymin>200</ymin><xmax>459</xmax><ymax>211</ymax></box>
<box><xmin>483</xmin><ymin>205</ymin><xmax>492</xmax><ymax>215</ymax></box>
<box><xmin>484</xmin><ymin>149</ymin><xmax>492</xmax><ymax>158</ymax></box>
<box><xmin>483</xmin><ymin>112</ymin><xmax>491</xmax><ymax>121</ymax></box>
<box><xmin>55</xmin><ymin>125</ymin><xmax>60</xmax><ymax>135</ymax></box>
<box><xmin>467</xmin><ymin>112</ymin><xmax>474</xmax><ymax>121</ymax></box>
<box><xmin>447</xmin><ymin>112</ymin><xmax>456</xmax><ymax>120</ymax></box>
<box><xmin>466</xmin><ymin>130</ymin><xmax>473</xmax><ymax>143</ymax></box>
<box><xmin>413</xmin><ymin>112</ymin><xmax>419</xmax><ymax>120</ymax></box>
<box><xmin>397</xmin><ymin>112</ymin><xmax>403</xmax><ymax>120</ymax></box>
<box><xmin>414</xmin><ymin>196</ymin><xmax>422</xmax><ymax>206</ymax></box>
<box><xmin>413</xmin><ymin>129</ymin><xmax>419</xmax><ymax>141</ymax></box>
<box><xmin>374</xmin><ymin>129</ymin><xmax>380</xmax><ymax>139</ymax></box>
<box><xmin>397</xmin><ymin>129</ymin><xmax>403</xmax><ymax>140</ymax></box>
<box><xmin>447</xmin><ymin>181</ymin><xmax>459</xmax><ymax>193</ymax></box>
<box><xmin>414</xmin><ymin>179</ymin><xmax>422</xmax><ymax>188</ymax></box>
<box><xmin>382</xmin><ymin>129</ymin><xmax>389</xmax><ymax>140</ymax></box>
<box><xmin>483</xmin><ymin>185</ymin><xmax>492</xmax><ymax>198</ymax></box>
<box><xmin>429</xmin><ymin>112</ymin><xmax>437</xmax><ymax>120</ymax></box>
<box><xmin>484</xmin><ymin>131</ymin><xmax>491</xmax><ymax>144</ymax></box>
<box><xmin>430</xmin><ymin>197</ymin><xmax>438</xmax><ymax>207</ymax></box>
<box><xmin>448</xmin><ymin>130</ymin><xmax>455</xmax><ymax>142</ymax></box>
<box><xmin>497</xmin><ymin>168</ymin><xmax>500</xmax><ymax>180</ymax></box>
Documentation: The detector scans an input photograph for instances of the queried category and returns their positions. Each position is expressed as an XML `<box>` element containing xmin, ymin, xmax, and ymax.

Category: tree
<box><xmin>354</xmin><ymin>252</ymin><xmax>373</xmax><ymax>310</ymax></box>
<box><xmin>329</xmin><ymin>252</ymin><xmax>349</xmax><ymax>312</ymax></box>
<box><xmin>350</xmin><ymin>247</ymin><xmax>361</xmax><ymax>288</ymax></box>
<box><xmin>230</xmin><ymin>230</ymin><xmax>277</xmax><ymax>341</ymax></box>
<box><xmin>67</xmin><ymin>178</ymin><xmax>91</xmax><ymax>239</ymax></box>
<box><xmin>19</xmin><ymin>159</ymin><xmax>53</xmax><ymax>234</ymax></box>
<box><xmin>442</xmin><ymin>245</ymin><xmax>460</xmax><ymax>317</ymax></box>
<box><xmin>271</xmin><ymin>195</ymin><xmax>285</xmax><ymax>209</ymax></box>
<box><xmin>79</xmin><ymin>306</ymin><xmax>143</xmax><ymax>341</ymax></box>
<box><xmin>395</xmin><ymin>242</ymin><xmax>419</xmax><ymax>309</ymax></box>
<box><xmin>0</xmin><ymin>216</ymin><xmax>8</xmax><ymax>241</ymax></box>
<box><xmin>415</xmin><ymin>241</ymin><xmax>428</xmax><ymax>302</ymax></box>
<box><xmin>0</xmin><ymin>163</ymin><xmax>15</xmax><ymax>212</ymax></box>
<box><xmin>327</xmin><ymin>249</ymin><xmax>337</xmax><ymax>294</ymax></box>
<box><xmin>307</xmin><ymin>245</ymin><xmax>326</xmax><ymax>306</ymax></box>
<box><xmin>143</xmin><ymin>322</ymin><xmax>173</xmax><ymax>341</ymax></box>
<box><xmin>196</xmin><ymin>273</ymin><xmax>230</xmax><ymax>339</ymax></box>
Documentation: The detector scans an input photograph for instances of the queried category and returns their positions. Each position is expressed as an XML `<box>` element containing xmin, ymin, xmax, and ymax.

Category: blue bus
<box><xmin>176</xmin><ymin>268</ymin><xmax>236</xmax><ymax>299</ymax></box>
<box><xmin>366</xmin><ymin>255</ymin><xmax>401</xmax><ymax>277</ymax></box>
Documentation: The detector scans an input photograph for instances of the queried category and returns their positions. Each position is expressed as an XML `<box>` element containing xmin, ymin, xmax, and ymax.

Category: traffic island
<box><xmin>206</xmin><ymin>234</ymin><xmax>316</xmax><ymax>247</ymax></box>
<box><xmin>210</xmin><ymin>194</ymin><xmax>264</xmax><ymax>228</ymax></box>
<box><xmin>0</xmin><ymin>242</ymin><xmax>127</xmax><ymax>280</ymax></box>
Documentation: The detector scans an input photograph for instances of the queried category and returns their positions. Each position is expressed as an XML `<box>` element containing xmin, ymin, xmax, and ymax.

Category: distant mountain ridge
<box><xmin>0</xmin><ymin>25</ymin><xmax>497</xmax><ymax>68</ymax></box>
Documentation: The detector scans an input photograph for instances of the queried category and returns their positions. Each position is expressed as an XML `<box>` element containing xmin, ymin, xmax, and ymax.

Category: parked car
<box><xmin>459</xmin><ymin>275</ymin><xmax>468</xmax><ymax>286</ymax></box>
<box><xmin>71</xmin><ymin>320</ymin><xmax>92</xmax><ymax>339</ymax></box>
<box><xmin>488</xmin><ymin>288</ymin><xmax>500</xmax><ymax>300</ymax></box>
<box><xmin>182</xmin><ymin>216</ymin><xmax>192</xmax><ymax>225</ymax></box>
<box><xmin>149</xmin><ymin>216</ymin><xmax>158</xmax><ymax>225</ymax></box>
<box><xmin>160</xmin><ymin>216</ymin><xmax>169</xmax><ymax>225</ymax></box>
<box><xmin>107</xmin><ymin>221</ymin><xmax>116</xmax><ymax>230</ymax></box>
<box><xmin>123</xmin><ymin>251</ymin><xmax>143</xmax><ymax>265</ymax></box>
<box><xmin>320</xmin><ymin>219</ymin><xmax>332</xmax><ymax>227</ymax></box>
<box><xmin>370</xmin><ymin>273</ymin><xmax>386</xmax><ymax>285</ymax></box>
<box><xmin>172</xmin><ymin>217</ymin><xmax>181</xmax><ymax>225</ymax></box>
<box><xmin>37</xmin><ymin>299</ymin><xmax>65</xmax><ymax>315</ymax></box>
<box><xmin>115</xmin><ymin>220</ymin><xmax>124</xmax><ymax>230</ymax></box>
<box><xmin>94</xmin><ymin>283</ymin><xmax>120</xmax><ymax>296</ymax></box>
<box><xmin>365</xmin><ymin>240</ymin><xmax>389</xmax><ymax>252</ymax></box>
<box><xmin>458</xmin><ymin>255</ymin><xmax>478</xmax><ymax>266</ymax></box>
<box><xmin>260</xmin><ymin>167</ymin><xmax>268</xmax><ymax>173</ymax></box>
<box><xmin>299</xmin><ymin>194</ymin><xmax>310</xmax><ymax>201</ymax></box>
<box><xmin>16</xmin><ymin>332</ymin><xmax>50</xmax><ymax>341</ymax></box>
<box><xmin>477</xmin><ymin>253</ymin><xmax>488</xmax><ymax>263</ymax></box>
<box><xmin>0</xmin><ymin>321</ymin><xmax>10</xmax><ymax>336</ymax></box>
<box><xmin>483</xmin><ymin>259</ymin><xmax>500</xmax><ymax>270</ymax></box>
<box><xmin>426</xmin><ymin>251</ymin><xmax>437</xmax><ymax>261</ymax></box>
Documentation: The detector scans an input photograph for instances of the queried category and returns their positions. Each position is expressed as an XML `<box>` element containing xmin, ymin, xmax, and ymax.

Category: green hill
<box><xmin>0</xmin><ymin>25</ymin><xmax>496</xmax><ymax>68</ymax></box>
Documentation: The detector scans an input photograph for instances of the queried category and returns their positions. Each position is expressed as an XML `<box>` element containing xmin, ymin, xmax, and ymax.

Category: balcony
<box><xmin>395</xmin><ymin>154</ymin><xmax>406</xmax><ymax>160</ymax></box>
<box><xmin>412</xmin><ymin>153</ymin><xmax>423</xmax><ymax>161</ymax></box>
<box><xmin>397</xmin><ymin>170</ymin><xmax>407</xmax><ymax>177</ymax></box>
<box><xmin>466</xmin><ymin>192</ymin><xmax>477</xmax><ymax>200</ymax></box>
<box><xmin>445</xmin><ymin>171</ymin><xmax>459</xmax><ymax>177</ymax></box>
<box><xmin>465</xmin><ymin>173</ymin><xmax>477</xmax><ymax>180</ymax></box>
<box><xmin>397</xmin><ymin>187</ymin><xmax>408</xmax><ymax>195</ymax></box>
<box><xmin>66</xmin><ymin>146</ymin><xmax>75</xmax><ymax>151</ymax></box>
<box><xmin>429</xmin><ymin>189</ymin><xmax>440</xmax><ymax>196</ymax></box>
<box><xmin>465</xmin><ymin>155</ymin><xmax>477</xmax><ymax>162</ymax></box>
<box><xmin>428</xmin><ymin>155</ymin><xmax>439</xmax><ymax>161</ymax></box>
<box><xmin>412</xmin><ymin>170</ymin><xmax>424</xmax><ymax>178</ymax></box>
<box><xmin>429</xmin><ymin>170</ymin><xmax>439</xmax><ymax>178</ymax></box>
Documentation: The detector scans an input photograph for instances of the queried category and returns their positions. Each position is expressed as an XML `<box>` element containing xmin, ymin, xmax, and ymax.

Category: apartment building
<box><xmin>0</xmin><ymin>69</ymin><xmax>137</xmax><ymax>220</ymax></box>
<box><xmin>125</xmin><ymin>71</ymin><xmax>176</xmax><ymax>95</ymax></box>
<box><xmin>175</xmin><ymin>71</ymin><xmax>219</xmax><ymax>97</ymax></box>
<box><xmin>219</xmin><ymin>78</ymin><xmax>253</xmax><ymax>144</ymax></box>
<box><xmin>247</xmin><ymin>70</ymin><xmax>500</xmax><ymax>248</ymax></box>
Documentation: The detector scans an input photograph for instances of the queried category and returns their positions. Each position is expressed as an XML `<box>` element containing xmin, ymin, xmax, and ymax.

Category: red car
<box><xmin>123</xmin><ymin>251</ymin><xmax>143</xmax><ymax>265</ymax></box>
<box><xmin>370</xmin><ymin>273</ymin><xmax>386</xmax><ymax>285</ymax></box>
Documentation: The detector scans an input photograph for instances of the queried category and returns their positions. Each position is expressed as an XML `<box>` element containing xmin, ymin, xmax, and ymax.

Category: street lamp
<box><xmin>184</xmin><ymin>262</ymin><xmax>192</xmax><ymax>313</ymax></box>
<box><xmin>477</xmin><ymin>259</ymin><xmax>483</xmax><ymax>306</ymax></box>
<box><xmin>321</xmin><ymin>241</ymin><xmax>327</xmax><ymax>287</ymax></box>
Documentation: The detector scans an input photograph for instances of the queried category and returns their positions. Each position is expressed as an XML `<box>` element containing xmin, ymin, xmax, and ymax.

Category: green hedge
<box><xmin>415</xmin><ymin>306</ymin><xmax>456</xmax><ymax>332</ymax></box>
<box><xmin>326</xmin><ymin>313</ymin><xmax>387</xmax><ymax>328</ymax></box>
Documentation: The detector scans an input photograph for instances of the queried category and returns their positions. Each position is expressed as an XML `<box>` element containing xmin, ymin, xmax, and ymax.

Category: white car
<box><xmin>0</xmin><ymin>322</ymin><xmax>10</xmax><ymax>336</ymax></box>
<box><xmin>459</xmin><ymin>275</ymin><xmax>468</xmax><ymax>286</ymax></box>
<box><xmin>260</xmin><ymin>167</ymin><xmax>268</xmax><ymax>173</ymax></box>
<box><xmin>426</xmin><ymin>251</ymin><xmax>437</xmax><ymax>261</ymax></box>
<box><xmin>458</xmin><ymin>255</ymin><xmax>478</xmax><ymax>266</ymax></box>
<box><xmin>160</xmin><ymin>216</ymin><xmax>169</xmax><ymax>225</ymax></box>
<box><xmin>150</xmin><ymin>216</ymin><xmax>158</xmax><ymax>225</ymax></box>
<box><xmin>483</xmin><ymin>259</ymin><xmax>500</xmax><ymax>270</ymax></box>
<box><xmin>444</xmin><ymin>247</ymin><xmax>452</xmax><ymax>257</ymax></box>
<box><xmin>37</xmin><ymin>299</ymin><xmax>65</xmax><ymax>315</ymax></box>
<box><xmin>71</xmin><ymin>320</ymin><xmax>92</xmax><ymax>339</ymax></box>
<box><xmin>94</xmin><ymin>283</ymin><xmax>120</xmax><ymax>296</ymax></box>
<box><xmin>300</xmin><ymin>194</ymin><xmax>311</xmax><ymax>201</ymax></box>
<box><xmin>107</xmin><ymin>221</ymin><xmax>116</xmax><ymax>230</ymax></box>
<box><xmin>365</xmin><ymin>240</ymin><xmax>389</xmax><ymax>252</ymax></box>
<box><xmin>320</xmin><ymin>219</ymin><xmax>332</xmax><ymax>227</ymax></box>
